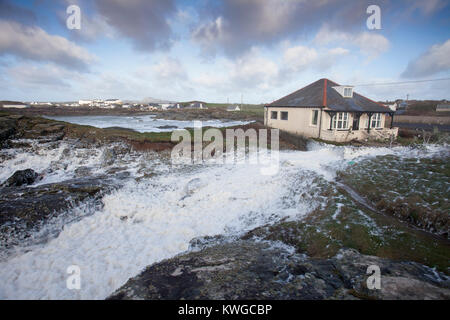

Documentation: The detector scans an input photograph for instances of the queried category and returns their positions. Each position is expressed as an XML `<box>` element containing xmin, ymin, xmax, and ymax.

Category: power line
<box><xmin>354</xmin><ymin>77</ymin><xmax>450</xmax><ymax>87</ymax></box>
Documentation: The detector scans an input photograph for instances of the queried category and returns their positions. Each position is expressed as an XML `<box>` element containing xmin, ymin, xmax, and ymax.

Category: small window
<box><xmin>271</xmin><ymin>111</ymin><xmax>278</xmax><ymax>119</ymax></box>
<box><xmin>280</xmin><ymin>111</ymin><xmax>288</xmax><ymax>120</ymax></box>
<box><xmin>343</xmin><ymin>87</ymin><xmax>353</xmax><ymax>98</ymax></box>
<box><xmin>311</xmin><ymin>110</ymin><xmax>319</xmax><ymax>126</ymax></box>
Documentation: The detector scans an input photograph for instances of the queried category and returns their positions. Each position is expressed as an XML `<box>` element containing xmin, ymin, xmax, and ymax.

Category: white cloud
<box><xmin>192</xmin><ymin>72</ymin><xmax>228</xmax><ymax>89</ymax></box>
<box><xmin>6</xmin><ymin>63</ymin><xmax>81</xmax><ymax>88</ymax></box>
<box><xmin>229</xmin><ymin>48</ymin><xmax>279</xmax><ymax>90</ymax></box>
<box><xmin>353</xmin><ymin>33</ymin><xmax>390</xmax><ymax>58</ymax></box>
<box><xmin>283</xmin><ymin>46</ymin><xmax>318</xmax><ymax>71</ymax></box>
<box><xmin>282</xmin><ymin>44</ymin><xmax>349</xmax><ymax>73</ymax></box>
<box><xmin>401</xmin><ymin>39</ymin><xmax>450</xmax><ymax>78</ymax></box>
<box><xmin>0</xmin><ymin>20</ymin><xmax>95</xmax><ymax>70</ymax></box>
<box><xmin>151</xmin><ymin>57</ymin><xmax>187</xmax><ymax>82</ymax></box>
<box><xmin>314</xmin><ymin>24</ymin><xmax>390</xmax><ymax>58</ymax></box>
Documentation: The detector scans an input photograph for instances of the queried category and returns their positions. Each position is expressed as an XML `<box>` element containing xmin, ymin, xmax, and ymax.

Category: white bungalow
<box><xmin>264</xmin><ymin>79</ymin><xmax>398</xmax><ymax>143</ymax></box>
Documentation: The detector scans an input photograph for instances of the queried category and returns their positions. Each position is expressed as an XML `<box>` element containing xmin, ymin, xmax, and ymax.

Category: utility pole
<box><xmin>241</xmin><ymin>94</ymin><xmax>243</xmax><ymax>109</ymax></box>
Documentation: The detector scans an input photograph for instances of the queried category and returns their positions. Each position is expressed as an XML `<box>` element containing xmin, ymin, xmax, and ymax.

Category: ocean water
<box><xmin>44</xmin><ymin>115</ymin><xmax>251</xmax><ymax>132</ymax></box>
<box><xmin>0</xmin><ymin>141</ymin><xmax>447</xmax><ymax>299</ymax></box>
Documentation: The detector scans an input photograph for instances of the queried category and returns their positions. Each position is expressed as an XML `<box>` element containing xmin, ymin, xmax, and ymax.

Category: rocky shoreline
<box><xmin>109</xmin><ymin>239</ymin><xmax>450</xmax><ymax>300</ymax></box>
<box><xmin>1</xmin><ymin>112</ymin><xmax>449</xmax><ymax>299</ymax></box>
<box><xmin>1</xmin><ymin>105</ymin><xmax>262</xmax><ymax>122</ymax></box>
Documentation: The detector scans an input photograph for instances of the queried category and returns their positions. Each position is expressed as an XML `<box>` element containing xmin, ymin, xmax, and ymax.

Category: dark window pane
<box><xmin>312</xmin><ymin>110</ymin><xmax>318</xmax><ymax>125</ymax></box>
<box><xmin>271</xmin><ymin>111</ymin><xmax>278</xmax><ymax>119</ymax></box>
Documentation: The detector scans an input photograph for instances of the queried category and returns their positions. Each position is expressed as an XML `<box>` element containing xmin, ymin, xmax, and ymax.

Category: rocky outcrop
<box><xmin>0</xmin><ymin>114</ymin><xmax>66</xmax><ymax>146</ymax></box>
<box><xmin>108</xmin><ymin>240</ymin><xmax>450</xmax><ymax>300</ymax></box>
<box><xmin>0</xmin><ymin>115</ymin><xmax>20</xmax><ymax>147</ymax></box>
<box><xmin>0</xmin><ymin>176</ymin><xmax>120</xmax><ymax>250</ymax></box>
<box><xmin>2</xmin><ymin>169</ymin><xmax>39</xmax><ymax>187</ymax></box>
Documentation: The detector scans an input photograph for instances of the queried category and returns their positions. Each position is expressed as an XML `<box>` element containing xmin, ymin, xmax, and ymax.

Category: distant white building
<box><xmin>386</xmin><ymin>103</ymin><xmax>397</xmax><ymax>111</ymax></box>
<box><xmin>105</xmin><ymin>99</ymin><xmax>122</xmax><ymax>105</ymax></box>
<box><xmin>159</xmin><ymin>103</ymin><xmax>172</xmax><ymax>110</ymax></box>
<box><xmin>79</xmin><ymin>100</ymin><xmax>92</xmax><ymax>106</ymax></box>
<box><xmin>227</xmin><ymin>105</ymin><xmax>241</xmax><ymax>112</ymax></box>
<box><xmin>2</xmin><ymin>104</ymin><xmax>29</xmax><ymax>109</ymax></box>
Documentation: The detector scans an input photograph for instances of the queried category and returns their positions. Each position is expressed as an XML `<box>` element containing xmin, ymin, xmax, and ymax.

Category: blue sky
<box><xmin>0</xmin><ymin>0</ymin><xmax>449</xmax><ymax>103</ymax></box>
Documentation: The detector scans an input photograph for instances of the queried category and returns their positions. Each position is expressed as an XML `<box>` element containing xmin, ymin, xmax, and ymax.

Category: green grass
<box><xmin>337</xmin><ymin>155</ymin><xmax>450</xmax><ymax>237</ymax></box>
<box><xmin>250</xmin><ymin>179</ymin><xmax>450</xmax><ymax>274</ymax></box>
<box><xmin>206</xmin><ymin>103</ymin><xmax>265</xmax><ymax>119</ymax></box>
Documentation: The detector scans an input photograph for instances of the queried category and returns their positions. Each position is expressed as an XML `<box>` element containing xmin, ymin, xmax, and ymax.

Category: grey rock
<box><xmin>102</xmin><ymin>148</ymin><xmax>117</xmax><ymax>166</ymax></box>
<box><xmin>74</xmin><ymin>166</ymin><xmax>92</xmax><ymax>177</ymax></box>
<box><xmin>3</xmin><ymin>169</ymin><xmax>39</xmax><ymax>187</ymax></box>
<box><xmin>108</xmin><ymin>242</ymin><xmax>450</xmax><ymax>300</ymax></box>
<box><xmin>0</xmin><ymin>176</ymin><xmax>119</xmax><ymax>250</ymax></box>
<box><xmin>0</xmin><ymin>116</ymin><xmax>18</xmax><ymax>144</ymax></box>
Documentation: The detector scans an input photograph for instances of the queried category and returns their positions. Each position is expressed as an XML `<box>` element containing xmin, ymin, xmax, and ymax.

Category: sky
<box><xmin>0</xmin><ymin>0</ymin><xmax>449</xmax><ymax>104</ymax></box>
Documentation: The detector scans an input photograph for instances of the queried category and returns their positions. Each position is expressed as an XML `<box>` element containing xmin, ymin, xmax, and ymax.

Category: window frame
<box><xmin>280</xmin><ymin>111</ymin><xmax>288</xmax><ymax>121</ymax></box>
<box><xmin>270</xmin><ymin>111</ymin><xmax>278</xmax><ymax>120</ymax></box>
<box><xmin>331</xmin><ymin>112</ymin><xmax>349</xmax><ymax>130</ymax></box>
<box><xmin>343</xmin><ymin>87</ymin><xmax>353</xmax><ymax>98</ymax></box>
<box><xmin>371</xmin><ymin>113</ymin><xmax>382</xmax><ymax>128</ymax></box>
<box><xmin>311</xmin><ymin>110</ymin><xmax>319</xmax><ymax>126</ymax></box>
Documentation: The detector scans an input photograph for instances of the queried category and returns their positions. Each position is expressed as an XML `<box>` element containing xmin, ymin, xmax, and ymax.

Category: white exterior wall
<box><xmin>265</xmin><ymin>107</ymin><xmax>322</xmax><ymax>137</ymax></box>
<box><xmin>265</xmin><ymin>107</ymin><xmax>398</xmax><ymax>142</ymax></box>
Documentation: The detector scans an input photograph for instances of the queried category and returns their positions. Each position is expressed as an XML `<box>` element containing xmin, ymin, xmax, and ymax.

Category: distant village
<box><xmin>1</xmin><ymin>99</ymin><xmax>244</xmax><ymax>112</ymax></box>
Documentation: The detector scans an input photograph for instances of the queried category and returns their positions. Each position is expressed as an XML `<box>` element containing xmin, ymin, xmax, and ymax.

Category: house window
<box><xmin>280</xmin><ymin>111</ymin><xmax>288</xmax><ymax>120</ymax></box>
<box><xmin>271</xmin><ymin>111</ymin><xmax>278</xmax><ymax>119</ymax></box>
<box><xmin>364</xmin><ymin>118</ymin><xmax>369</xmax><ymax>128</ymax></box>
<box><xmin>371</xmin><ymin>113</ymin><xmax>382</xmax><ymax>128</ymax></box>
<box><xmin>343</xmin><ymin>87</ymin><xmax>353</xmax><ymax>98</ymax></box>
<box><xmin>332</xmin><ymin>112</ymin><xmax>349</xmax><ymax>130</ymax></box>
<box><xmin>311</xmin><ymin>110</ymin><xmax>319</xmax><ymax>126</ymax></box>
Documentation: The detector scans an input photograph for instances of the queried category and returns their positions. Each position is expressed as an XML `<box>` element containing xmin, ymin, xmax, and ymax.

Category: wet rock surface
<box><xmin>0</xmin><ymin>176</ymin><xmax>120</xmax><ymax>250</ymax></box>
<box><xmin>109</xmin><ymin>240</ymin><xmax>450</xmax><ymax>300</ymax></box>
<box><xmin>0</xmin><ymin>116</ymin><xmax>18</xmax><ymax>144</ymax></box>
<box><xmin>2</xmin><ymin>169</ymin><xmax>39</xmax><ymax>187</ymax></box>
<box><xmin>0</xmin><ymin>114</ymin><xmax>140</xmax><ymax>252</ymax></box>
<box><xmin>0</xmin><ymin>114</ymin><xmax>66</xmax><ymax>146</ymax></box>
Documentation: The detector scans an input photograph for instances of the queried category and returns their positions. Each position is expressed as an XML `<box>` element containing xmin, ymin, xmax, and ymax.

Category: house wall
<box><xmin>265</xmin><ymin>107</ymin><xmax>397</xmax><ymax>142</ymax></box>
<box><xmin>265</xmin><ymin>107</ymin><xmax>322</xmax><ymax>137</ymax></box>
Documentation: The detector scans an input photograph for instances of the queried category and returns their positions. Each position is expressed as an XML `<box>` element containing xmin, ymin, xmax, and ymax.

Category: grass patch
<box><xmin>247</xmin><ymin>178</ymin><xmax>450</xmax><ymax>274</ymax></box>
<box><xmin>337</xmin><ymin>154</ymin><xmax>450</xmax><ymax>238</ymax></box>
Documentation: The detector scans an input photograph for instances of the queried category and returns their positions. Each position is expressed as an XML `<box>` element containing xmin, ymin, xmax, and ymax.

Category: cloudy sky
<box><xmin>0</xmin><ymin>0</ymin><xmax>449</xmax><ymax>103</ymax></box>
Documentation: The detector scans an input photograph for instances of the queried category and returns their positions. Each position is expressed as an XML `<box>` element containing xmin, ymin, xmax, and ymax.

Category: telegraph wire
<box><xmin>354</xmin><ymin>77</ymin><xmax>450</xmax><ymax>87</ymax></box>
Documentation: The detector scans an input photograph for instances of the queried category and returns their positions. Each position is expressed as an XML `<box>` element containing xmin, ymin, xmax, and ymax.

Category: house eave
<box><xmin>265</xmin><ymin>105</ymin><xmax>325</xmax><ymax>109</ymax></box>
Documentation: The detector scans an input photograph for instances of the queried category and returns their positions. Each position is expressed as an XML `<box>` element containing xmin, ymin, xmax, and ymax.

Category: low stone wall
<box><xmin>395</xmin><ymin>115</ymin><xmax>450</xmax><ymax>125</ymax></box>
<box><xmin>320</xmin><ymin>127</ymin><xmax>398</xmax><ymax>142</ymax></box>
